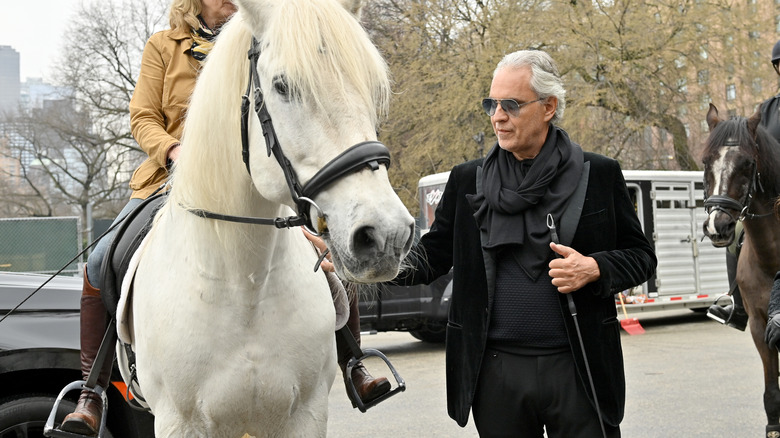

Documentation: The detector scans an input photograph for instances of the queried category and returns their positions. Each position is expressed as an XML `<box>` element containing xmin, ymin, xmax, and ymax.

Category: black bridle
<box><xmin>187</xmin><ymin>38</ymin><xmax>392</xmax><ymax>235</ymax></box>
<box><xmin>703</xmin><ymin>138</ymin><xmax>770</xmax><ymax>222</ymax></box>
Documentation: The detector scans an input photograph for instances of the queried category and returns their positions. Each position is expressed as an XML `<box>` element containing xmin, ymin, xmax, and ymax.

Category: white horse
<box><xmin>124</xmin><ymin>0</ymin><xmax>414</xmax><ymax>436</ymax></box>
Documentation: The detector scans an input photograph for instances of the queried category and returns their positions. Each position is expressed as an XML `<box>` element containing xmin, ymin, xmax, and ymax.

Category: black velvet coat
<box><xmin>396</xmin><ymin>152</ymin><xmax>657</xmax><ymax>428</ymax></box>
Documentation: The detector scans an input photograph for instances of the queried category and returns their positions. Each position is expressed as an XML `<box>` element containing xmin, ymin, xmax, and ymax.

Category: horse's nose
<box><xmin>350</xmin><ymin>222</ymin><xmax>414</xmax><ymax>260</ymax></box>
<box><xmin>703</xmin><ymin>213</ymin><xmax>736</xmax><ymax>247</ymax></box>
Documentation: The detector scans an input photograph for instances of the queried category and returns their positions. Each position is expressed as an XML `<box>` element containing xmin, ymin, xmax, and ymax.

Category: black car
<box><xmin>0</xmin><ymin>271</ymin><xmax>154</xmax><ymax>438</ymax></box>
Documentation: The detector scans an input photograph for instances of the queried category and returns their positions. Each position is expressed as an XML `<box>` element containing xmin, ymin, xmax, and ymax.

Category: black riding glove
<box><xmin>765</xmin><ymin>276</ymin><xmax>780</xmax><ymax>351</ymax></box>
<box><xmin>767</xmin><ymin>313</ymin><xmax>780</xmax><ymax>351</ymax></box>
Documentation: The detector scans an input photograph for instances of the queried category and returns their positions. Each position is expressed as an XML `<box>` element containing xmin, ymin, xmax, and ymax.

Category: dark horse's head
<box><xmin>701</xmin><ymin>103</ymin><xmax>780</xmax><ymax>247</ymax></box>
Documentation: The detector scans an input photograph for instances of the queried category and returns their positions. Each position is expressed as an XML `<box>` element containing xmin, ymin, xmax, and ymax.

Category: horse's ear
<box><xmin>747</xmin><ymin>107</ymin><xmax>762</xmax><ymax>138</ymax></box>
<box><xmin>706</xmin><ymin>103</ymin><xmax>722</xmax><ymax>132</ymax></box>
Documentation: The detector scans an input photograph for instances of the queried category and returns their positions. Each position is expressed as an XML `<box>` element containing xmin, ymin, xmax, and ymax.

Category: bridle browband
<box><xmin>186</xmin><ymin>37</ymin><xmax>392</xmax><ymax>235</ymax></box>
<box><xmin>703</xmin><ymin>138</ymin><xmax>771</xmax><ymax>222</ymax></box>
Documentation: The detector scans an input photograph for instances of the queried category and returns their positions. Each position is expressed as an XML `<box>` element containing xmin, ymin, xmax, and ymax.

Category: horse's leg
<box><xmin>746</xmin><ymin>297</ymin><xmax>780</xmax><ymax>435</ymax></box>
<box><xmin>738</xmin><ymin>239</ymin><xmax>780</xmax><ymax>434</ymax></box>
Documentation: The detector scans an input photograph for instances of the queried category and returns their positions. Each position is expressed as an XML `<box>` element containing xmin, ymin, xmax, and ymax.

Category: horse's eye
<box><xmin>273</xmin><ymin>76</ymin><xmax>289</xmax><ymax>99</ymax></box>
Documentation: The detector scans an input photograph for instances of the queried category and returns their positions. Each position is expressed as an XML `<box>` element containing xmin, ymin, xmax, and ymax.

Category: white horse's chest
<box><xmin>131</xmin><ymin>222</ymin><xmax>337</xmax><ymax>436</ymax></box>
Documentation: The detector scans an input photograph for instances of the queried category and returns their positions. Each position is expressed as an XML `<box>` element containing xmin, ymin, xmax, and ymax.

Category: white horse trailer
<box><xmin>417</xmin><ymin>169</ymin><xmax>729</xmax><ymax>314</ymax></box>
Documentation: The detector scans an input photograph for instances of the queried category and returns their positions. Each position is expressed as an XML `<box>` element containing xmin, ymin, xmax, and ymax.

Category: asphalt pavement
<box><xmin>326</xmin><ymin>309</ymin><xmax>765</xmax><ymax>437</ymax></box>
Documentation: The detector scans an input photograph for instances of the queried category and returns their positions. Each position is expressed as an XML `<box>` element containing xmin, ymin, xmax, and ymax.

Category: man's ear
<box><xmin>543</xmin><ymin>96</ymin><xmax>558</xmax><ymax>122</ymax></box>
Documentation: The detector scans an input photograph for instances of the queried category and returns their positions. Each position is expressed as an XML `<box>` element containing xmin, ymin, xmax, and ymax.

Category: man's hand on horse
<box><xmin>302</xmin><ymin>227</ymin><xmax>334</xmax><ymax>273</ymax></box>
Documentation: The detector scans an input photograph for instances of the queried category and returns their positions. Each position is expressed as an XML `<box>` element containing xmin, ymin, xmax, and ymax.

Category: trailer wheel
<box><xmin>0</xmin><ymin>395</ymin><xmax>115</xmax><ymax>438</ymax></box>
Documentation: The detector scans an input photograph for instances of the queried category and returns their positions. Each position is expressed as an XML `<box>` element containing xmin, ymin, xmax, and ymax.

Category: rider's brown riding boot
<box><xmin>337</xmin><ymin>288</ymin><xmax>391</xmax><ymax>405</ymax></box>
<box><xmin>345</xmin><ymin>362</ymin><xmax>392</xmax><ymax>404</ymax></box>
<box><xmin>60</xmin><ymin>270</ymin><xmax>113</xmax><ymax>436</ymax></box>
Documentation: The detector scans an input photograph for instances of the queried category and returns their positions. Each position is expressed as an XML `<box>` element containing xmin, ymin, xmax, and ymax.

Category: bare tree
<box><xmin>0</xmin><ymin>0</ymin><xmax>168</xmax><ymax>240</ymax></box>
<box><xmin>1</xmin><ymin>100</ymin><xmax>135</xmax><ymax>217</ymax></box>
<box><xmin>364</xmin><ymin>0</ymin><xmax>549</xmax><ymax>211</ymax></box>
<box><xmin>553</xmin><ymin>0</ymin><xmax>766</xmax><ymax>171</ymax></box>
<box><xmin>364</xmin><ymin>0</ymin><xmax>767</xmax><ymax>212</ymax></box>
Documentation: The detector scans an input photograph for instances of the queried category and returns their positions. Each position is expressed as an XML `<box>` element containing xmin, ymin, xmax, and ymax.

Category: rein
<box><xmin>704</xmin><ymin>138</ymin><xmax>773</xmax><ymax>222</ymax></box>
<box><xmin>185</xmin><ymin>37</ymin><xmax>392</xmax><ymax>235</ymax></box>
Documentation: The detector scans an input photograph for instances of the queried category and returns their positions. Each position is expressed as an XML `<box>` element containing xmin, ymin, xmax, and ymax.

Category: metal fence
<box><xmin>0</xmin><ymin>217</ymin><xmax>83</xmax><ymax>275</ymax></box>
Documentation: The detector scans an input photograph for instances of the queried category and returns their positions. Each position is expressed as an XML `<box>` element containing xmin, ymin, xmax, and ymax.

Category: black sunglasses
<box><xmin>482</xmin><ymin>97</ymin><xmax>543</xmax><ymax>117</ymax></box>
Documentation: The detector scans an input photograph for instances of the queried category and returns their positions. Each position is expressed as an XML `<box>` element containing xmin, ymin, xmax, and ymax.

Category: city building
<box><xmin>0</xmin><ymin>46</ymin><xmax>20</xmax><ymax>114</ymax></box>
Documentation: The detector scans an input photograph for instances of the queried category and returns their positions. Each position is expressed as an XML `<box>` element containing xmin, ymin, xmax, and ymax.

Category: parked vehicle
<box><xmin>360</xmin><ymin>170</ymin><xmax>730</xmax><ymax>337</ymax></box>
<box><xmin>0</xmin><ymin>271</ymin><xmax>154</xmax><ymax>437</ymax></box>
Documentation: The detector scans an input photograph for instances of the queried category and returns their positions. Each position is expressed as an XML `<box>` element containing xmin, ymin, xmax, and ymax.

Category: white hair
<box><xmin>495</xmin><ymin>50</ymin><xmax>566</xmax><ymax>124</ymax></box>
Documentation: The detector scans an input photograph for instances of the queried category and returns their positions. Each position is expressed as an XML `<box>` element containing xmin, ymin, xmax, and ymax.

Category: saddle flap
<box><xmin>100</xmin><ymin>193</ymin><xmax>166</xmax><ymax>318</ymax></box>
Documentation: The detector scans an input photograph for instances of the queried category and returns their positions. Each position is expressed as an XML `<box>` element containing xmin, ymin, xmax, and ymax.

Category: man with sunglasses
<box><xmin>710</xmin><ymin>39</ymin><xmax>780</xmax><ymax>333</ymax></box>
<box><xmin>392</xmin><ymin>50</ymin><xmax>655</xmax><ymax>437</ymax></box>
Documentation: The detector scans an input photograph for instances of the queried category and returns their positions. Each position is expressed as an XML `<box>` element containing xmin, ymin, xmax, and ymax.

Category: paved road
<box><xmin>326</xmin><ymin>309</ymin><xmax>766</xmax><ymax>437</ymax></box>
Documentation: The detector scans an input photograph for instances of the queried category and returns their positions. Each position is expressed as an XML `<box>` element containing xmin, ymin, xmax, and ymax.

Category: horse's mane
<box><xmin>169</xmin><ymin>16</ymin><xmax>252</xmax><ymax>213</ymax></box>
<box><xmin>754</xmin><ymin>124</ymin><xmax>780</xmax><ymax>196</ymax></box>
<box><xmin>704</xmin><ymin>115</ymin><xmax>780</xmax><ymax>196</ymax></box>
<box><xmin>169</xmin><ymin>0</ymin><xmax>390</xmax><ymax>213</ymax></box>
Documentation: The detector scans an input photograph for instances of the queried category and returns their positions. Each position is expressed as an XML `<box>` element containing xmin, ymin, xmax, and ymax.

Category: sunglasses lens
<box><xmin>500</xmin><ymin>99</ymin><xmax>520</xmax><ymax>116</ymax></box>
<box><xmin>482</xmin><ymin>98</ymin><xmax>496</xmax><ymax>116</ymax></box>
<box><xmin>482</xmin><ymin>98</ymin><xmax>523</xmax><ymax>116</ymax></box>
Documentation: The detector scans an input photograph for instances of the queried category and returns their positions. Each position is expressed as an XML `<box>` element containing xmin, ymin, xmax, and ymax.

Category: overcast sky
<box><xmin>1</xmin><ymin>0</ymin><xmax>81</xmax><ymax>82</ymax></box>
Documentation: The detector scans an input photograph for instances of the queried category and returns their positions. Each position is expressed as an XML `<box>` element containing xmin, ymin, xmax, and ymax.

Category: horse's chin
<box><xmin>706</xmin><ymin>236</ymin><xmax>734</xmax><ymax>248</ymax></box>
<box><xmin>331</xmin><ymin>251</ymin><xmax>401</xmax><ymax>284</ymax></box>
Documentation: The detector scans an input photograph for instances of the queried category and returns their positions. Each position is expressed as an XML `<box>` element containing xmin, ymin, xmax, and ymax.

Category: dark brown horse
<box><xmin>702</xmin><ymin>104</ymin><xmax>780</xmax><ymax>437</ymax></box>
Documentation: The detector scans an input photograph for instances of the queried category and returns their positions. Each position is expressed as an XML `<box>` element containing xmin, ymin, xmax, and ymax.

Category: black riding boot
<box><xmin>60</xmin><ymin>270</ymin><xmax>113</xmax><ymax>436</ymax></box>
<box><xmin>707</xmin><ymin>285</ymin><xmax>748</xmax><ymax>331</ymax></box>
<box><xmin>336</xmin><ymin>289</ymin><xmax>391</xmax><ymax>406</ymax></box>
<box><xmin>707</xmin><ymin>249</ymin><xmax>748</xmax><ymax>331</ymax></box>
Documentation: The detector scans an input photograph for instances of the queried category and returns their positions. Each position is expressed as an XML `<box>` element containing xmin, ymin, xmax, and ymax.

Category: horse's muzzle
<box><xmin>702</xmin><ymin>216</ymin><xmax>735</xmax><ymax>248</ymax></box>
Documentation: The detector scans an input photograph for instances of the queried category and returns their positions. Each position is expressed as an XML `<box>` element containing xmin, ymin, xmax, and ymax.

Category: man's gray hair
<box><xmin>495</xmin><ymin>50</ymin><xmax>566</xmax><ymax>124</ymax></box>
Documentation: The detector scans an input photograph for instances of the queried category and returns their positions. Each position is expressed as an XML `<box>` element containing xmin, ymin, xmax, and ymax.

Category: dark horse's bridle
<box><xmin>186</xmin><ymin>38</ymin><xmax>392</xmax><ymax>236</ymax></box>
<box><xmin>703</xmin><ymin>137</ymin><xmax>770</xmax><ymax>222</ymax></box>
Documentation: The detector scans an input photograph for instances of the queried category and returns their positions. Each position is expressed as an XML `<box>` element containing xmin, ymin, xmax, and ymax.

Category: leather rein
<box><xmin>185</xmin><ymin>38</ymin><xmax>392</xmax><ymax>236</ymax></box>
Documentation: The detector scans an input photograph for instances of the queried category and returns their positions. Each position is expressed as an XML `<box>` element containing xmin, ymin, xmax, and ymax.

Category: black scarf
<box><xmin>468</xmin><ymin>126</ymin><xmax>583</xmax><ymax>280</ymax></box>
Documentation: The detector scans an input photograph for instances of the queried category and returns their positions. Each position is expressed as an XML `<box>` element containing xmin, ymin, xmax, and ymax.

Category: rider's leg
<box><xmin>59</xmin><ymin>267</ymin><xmax>112</xmax><ymax>435</ymax></box>
<box><xmin>61</xmin><ymin>198</ymin><xmax>143</xmax><ymax>435</ymax></box>
<box><xmin>707</xmin><ymin>227</ymin><xmax>748</xmax><ymax>331</ymax></box>
<box><xmin>336</xmin><ymin>286</ymin><xmax>391</xmax><ymax>405</ymax></box>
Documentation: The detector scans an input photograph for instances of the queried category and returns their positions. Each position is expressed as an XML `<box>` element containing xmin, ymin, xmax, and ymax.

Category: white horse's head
<box><xmin>173</xmin><ymin>0</ymin><xmax>414</xmax><ymax>282</ymax></box>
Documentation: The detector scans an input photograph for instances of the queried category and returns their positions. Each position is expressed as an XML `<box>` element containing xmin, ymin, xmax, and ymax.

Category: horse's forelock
<box><xmin>261</xmin><ymin>0</ymin><xmax>390</xmax><ymax>120</ymax></box>
<box><xmin>704</xmin><ymin>117</ymin><xmax>753</xmax><ymax>161</ymax></box>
